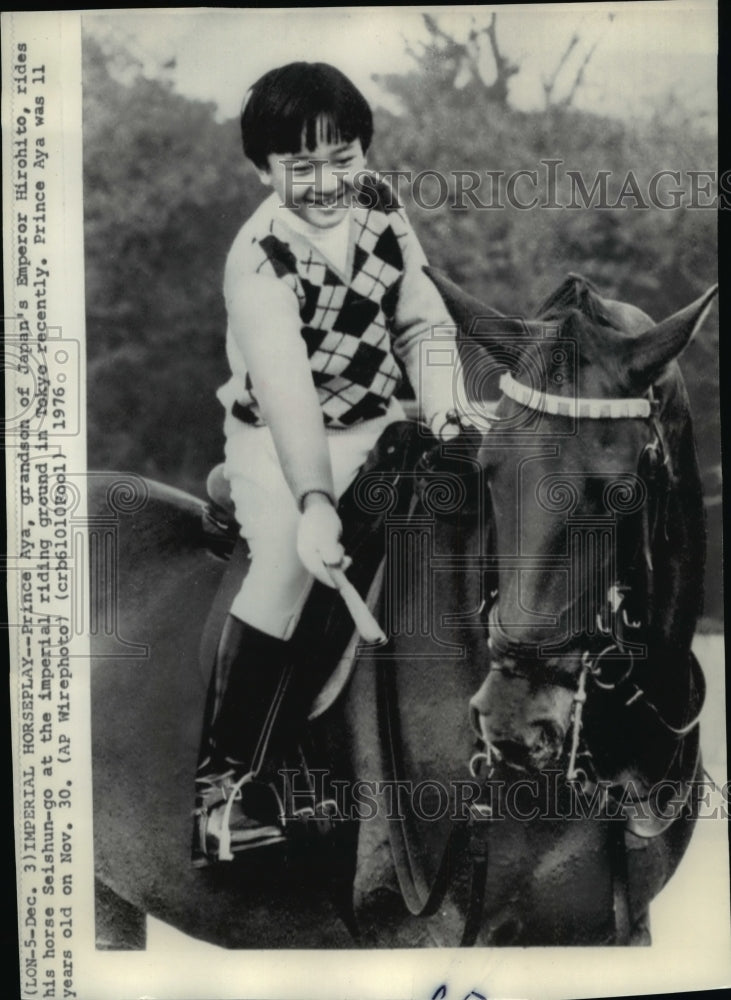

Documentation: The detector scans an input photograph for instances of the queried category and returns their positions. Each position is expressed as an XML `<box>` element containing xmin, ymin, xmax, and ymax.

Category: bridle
<box><xmin>472</xmin><ymin>370</ymin><xmax>704</xmax><ymax>784</ymax></box>
<box><xmin>457</xmin><ymin>366</ymin><xmax>706</xmax><ymax>945</ymax></box>
<box><xmin>498</xmin><ymin>370</ymin><xmax>655</xmax><ymax>420</ymax></box>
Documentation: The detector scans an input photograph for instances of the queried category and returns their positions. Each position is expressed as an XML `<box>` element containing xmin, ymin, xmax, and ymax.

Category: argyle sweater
<box><xmin>217</xmin><ymin>175</ymin><xmax>458</xmax><ymax>429</ymax></box>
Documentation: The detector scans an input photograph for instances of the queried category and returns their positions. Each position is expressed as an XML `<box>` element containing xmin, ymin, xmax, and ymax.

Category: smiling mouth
<box><xmin>303</xmin><ymin>193</ymin><xmax>348</xmax><ymax>208</ymax></box>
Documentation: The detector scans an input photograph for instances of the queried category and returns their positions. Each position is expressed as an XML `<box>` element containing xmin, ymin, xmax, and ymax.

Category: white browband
<box><xmin>498</xmin><ymin>372</ymin><xmax>652</xmax><ymax>420</ymax></box>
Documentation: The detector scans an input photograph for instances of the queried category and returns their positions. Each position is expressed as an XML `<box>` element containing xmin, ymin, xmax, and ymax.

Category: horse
<box><xmin>88</xmin><ymin>271</ymin><xmax>717</xmax><ymax>949</ymax></box>
<box><xmin>423</xmin><ymin>268</ymin><xmax>718</xmax><ymax>943</ymax></box>
<box><xmin>88</xmin><ymin>424</ymin><xmax>488</xmax><ymax>950</ymax></box>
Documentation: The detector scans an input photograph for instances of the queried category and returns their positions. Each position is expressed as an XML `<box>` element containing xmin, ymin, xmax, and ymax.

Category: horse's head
<box><xmin>427</xmin><ymin>269</ymin><xmax>717</xmax><ymax>775</ymax></box>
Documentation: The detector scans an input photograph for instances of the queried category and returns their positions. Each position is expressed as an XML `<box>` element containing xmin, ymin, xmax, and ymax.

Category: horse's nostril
<box><xmin>530</xmin><ymin>719</ymin><xmax>563</xmax><ymax>752</ymax></box>
<box><xmin>491</xmin><ymin>724</ymin><xmax>564</xmax><ymax>770</ymax></box>
<box><xmin>491</xmin><ymin>739</ymin><xmax>532</xmax><ymax>770</ymax></box>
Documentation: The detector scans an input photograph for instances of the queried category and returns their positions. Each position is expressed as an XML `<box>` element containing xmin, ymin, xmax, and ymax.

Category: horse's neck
<box><xmin>650</xmin><ymin>367</ymin><xmax>705</xmax><ymax>653</ymax></box>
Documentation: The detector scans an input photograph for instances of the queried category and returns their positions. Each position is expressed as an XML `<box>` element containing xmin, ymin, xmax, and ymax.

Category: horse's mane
<box><xmin>531</xmin><ymin>274</ymin><xmax>631</xmax><ymax>389</ymax></box>
<box><xmin>535</xmin><ymin>273</ymin><xmax>612</xmax><ymax>326</ymax></box>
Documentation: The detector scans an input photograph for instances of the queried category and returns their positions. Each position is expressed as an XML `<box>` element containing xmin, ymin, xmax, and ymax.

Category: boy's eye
<box><xmin>289</xmin><ymin>158</ymin><xmax>353</xmax><ymax>171</ymax></box>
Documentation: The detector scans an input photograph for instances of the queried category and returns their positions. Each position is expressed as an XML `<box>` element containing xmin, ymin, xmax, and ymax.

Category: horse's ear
<box><xmin>624</xmin><ymin>285</ymin><xmax>718</xmax><ymax>389</ymax></box>
<box><xmin>423</xmin><ymin>267</ymin><xmax>536</xmax><ymax>344</ymax></box>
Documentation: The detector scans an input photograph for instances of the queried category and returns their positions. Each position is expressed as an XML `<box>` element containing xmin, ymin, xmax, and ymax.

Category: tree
<box><xmin>369</xmin><ymin>17</ymin><xmax>719</xmax><ymax>619</ymax></box>
<box><xmin>83</xmin><ymin>34</ymin><xmax>262</xmax><ymax>491</ymax></box>
<box><xmin>416</xmin><ymin>12</ymin><xmax>520</xmax><ymax>105</ymax></box>
<box><xmin>82</xmin><ymin>25</ymin><xmax>720</xmax><ymax>620</ymax></box>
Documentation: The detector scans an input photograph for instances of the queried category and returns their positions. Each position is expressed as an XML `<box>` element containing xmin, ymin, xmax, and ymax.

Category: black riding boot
<box><xmin>192</xmin><ymin>615</ymin><xmax>293</xmax><ymax>865</ymax></box>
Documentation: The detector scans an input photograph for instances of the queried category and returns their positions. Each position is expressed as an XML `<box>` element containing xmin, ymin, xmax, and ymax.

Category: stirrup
<box><xmin>289</xmin><ymin>798</ymin><xmax>342</xmax><ymax>838</ymax></box>
<box><xmin>191</xmin><ymin>770</ymin><xmax>286</xmax><ymax>867</ymax></box>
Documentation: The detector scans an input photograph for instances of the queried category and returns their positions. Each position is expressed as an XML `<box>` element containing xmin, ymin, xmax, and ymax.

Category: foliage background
<box><xmin>82</xmin><ymin>14</ymin><xmax>720</xmax><ymax>620</ymax></box>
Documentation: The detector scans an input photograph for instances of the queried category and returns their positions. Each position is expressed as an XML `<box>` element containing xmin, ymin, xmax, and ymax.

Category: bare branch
<box><xmin>542</xmin><ymin>33</ymin><xmax>579</xmax><ymax>107</ymax></box>
<box><xmin>414</xmin><ymin>10</ymin><xmax>521</xmax><ymax>104</ymax></box>
<box><xmin>562</xmin><ymin>39</ymin><xmax>599</xmax><ymax>107</ymax></box>
<box><xmin>485</xmin><ymin>12</ymin><xmax>519</xmax><ymax>78</ymax></box>
<box><xmin>483</xmin><ymin>12</ymin><xmax>520</xmax><ymax>104</ymax></box>
<box><xmin>400</xmin><ymin>30</ymin><xmax>421</xmax><ymax>66</ymax></box>
<box><xmin>423</xmin><ymin>12</ymin><xmax>468</xmax><ymax>57</ymax></box>
<box><xmin>550</xmin><ymin>11</ymin><xmax>616</xmax><ymax>108</ymax></box>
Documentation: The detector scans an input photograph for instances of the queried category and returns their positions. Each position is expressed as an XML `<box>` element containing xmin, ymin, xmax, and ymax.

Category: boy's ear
<box><xmin>256</xmin><ymin>167</ymin><xmax>272</xmax><ymax>187</ymax></box>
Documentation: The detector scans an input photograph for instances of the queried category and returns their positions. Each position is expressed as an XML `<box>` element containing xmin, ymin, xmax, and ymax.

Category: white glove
<box><xmin>296</xmin><ymin>498</ymin><xmax>347</xmax><ymax>587</ymax></box>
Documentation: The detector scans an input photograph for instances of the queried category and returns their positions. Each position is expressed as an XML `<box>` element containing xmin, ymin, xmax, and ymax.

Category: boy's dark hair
<box><xmin>241</xmin><ymin>62</ymin><xmax>373</xmax><ymax>169</ymax></box>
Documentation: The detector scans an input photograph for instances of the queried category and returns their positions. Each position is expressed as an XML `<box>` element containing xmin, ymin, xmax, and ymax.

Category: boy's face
<box><xmin>259</xmin><ymin>121</ymin><xmax>366</xmax><ymax>230</ymax></box>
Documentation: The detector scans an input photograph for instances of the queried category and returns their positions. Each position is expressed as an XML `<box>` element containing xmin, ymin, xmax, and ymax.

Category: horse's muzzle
<box><xmin>469</xmin><ymin>669</ymin><xmax>572</xmax><ymax>771</ymax></box>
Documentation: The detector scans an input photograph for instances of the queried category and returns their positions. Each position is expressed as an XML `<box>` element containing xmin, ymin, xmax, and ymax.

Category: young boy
<box><xmin>193</xmin><ymin>61</ymin><xmax>466</xmax><ymax>865</ymax></box>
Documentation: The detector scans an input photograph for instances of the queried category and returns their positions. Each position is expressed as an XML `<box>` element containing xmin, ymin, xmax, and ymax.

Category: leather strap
<box><xmin>609</xmin><ymin>825</ymin><xmax>632</xmax><ymax>944</ymax></box>
<box><xmin>460</xmin><ymin>803</ymin><xmax>491</xmax><ymax>947</ymax></box>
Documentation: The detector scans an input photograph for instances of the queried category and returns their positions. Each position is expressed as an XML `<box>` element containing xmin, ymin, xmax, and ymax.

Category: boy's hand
<box><xmin>297</xmin><ymin>495</ymin><xmax>347</xmax><ymax>586</ymax></box>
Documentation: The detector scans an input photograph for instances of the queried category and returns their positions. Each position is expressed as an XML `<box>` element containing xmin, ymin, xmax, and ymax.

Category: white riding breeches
<box><xmin>222</xmin><ymin>399</ymin><xmax>405</xmax><ymax>640</ymax></box>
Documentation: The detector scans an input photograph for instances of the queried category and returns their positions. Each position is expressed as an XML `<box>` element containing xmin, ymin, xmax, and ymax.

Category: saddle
<box><xmin>201</xmin><ymin>419</ymin><xmax>486</xmax><ymax>558</ymax></box>
<box><xmin>197</xmin><ymin>420</ymin><xmax>457</xmax><ymax>850</ymax></box>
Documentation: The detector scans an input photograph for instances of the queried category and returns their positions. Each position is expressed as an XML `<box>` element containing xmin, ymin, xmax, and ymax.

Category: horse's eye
<box><xmin>595</xmin><ymin>312</ymin><xmax>616</xmax><ymax>330</ymax></box>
